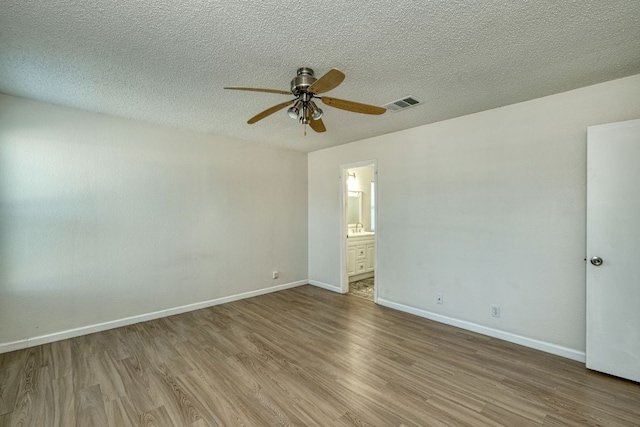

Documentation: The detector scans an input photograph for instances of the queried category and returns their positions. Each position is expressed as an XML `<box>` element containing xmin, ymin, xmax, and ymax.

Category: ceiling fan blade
<box><xmin>321</xmin><ymin>96</ymin><xmax>386</xmax><ymax>115</ymax></box>
<box><xmin>307</xmin><ymin>68</ymin><xmax>345</xmax><ymax>94</ymax></box>
<box><xmin>224</xmin><ymin>86</ymin><xmax>291</xmax><ymax>95</ymax></box>
<box><xmin>308</xmin><ymin>115</ymin><xmax>327</xmax><ymax>133</ymax></box>
<box><xmin>247</xmin><ymin>100</ymin><xmax>295</xmax><ymax>124</ymax></box>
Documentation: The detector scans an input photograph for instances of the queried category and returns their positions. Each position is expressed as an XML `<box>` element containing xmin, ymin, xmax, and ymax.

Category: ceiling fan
<box><xmin>224</xmin><ymin>67</ymin><xmax>386</xmax><ymax>133</ymax></box>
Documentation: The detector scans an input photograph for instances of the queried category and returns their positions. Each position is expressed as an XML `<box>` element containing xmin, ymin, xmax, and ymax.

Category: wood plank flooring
<box><xmin>1</xmin><ymin>285</ymin><xmax>639</xmax><ymax>426</ymax></box>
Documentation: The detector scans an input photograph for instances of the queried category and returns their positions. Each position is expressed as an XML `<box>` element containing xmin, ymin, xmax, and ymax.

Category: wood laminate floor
<box><xmin>1</xmin><ymin>285</ymin><xmax>639</xmax><ymax>426</ymax></box>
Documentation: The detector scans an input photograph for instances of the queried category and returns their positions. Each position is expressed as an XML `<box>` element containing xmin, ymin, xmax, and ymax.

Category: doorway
<box><xmin>340</xmin><ymin>161</ymin><xmax>377</xmax><ymax>302</ymax></box>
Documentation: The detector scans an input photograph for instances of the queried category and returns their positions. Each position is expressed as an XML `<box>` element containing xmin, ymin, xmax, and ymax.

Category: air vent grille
<box><xmin>383</xmin><ymin>96</ymin><xmax>423</xmax><ymax>113</ymax></box>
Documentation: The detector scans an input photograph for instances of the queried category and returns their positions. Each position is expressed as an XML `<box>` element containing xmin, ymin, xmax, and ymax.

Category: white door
<box><xmin>586</xmin><ymin>118</ymin><xmax>640</xmax><ymax>383</ymax></box>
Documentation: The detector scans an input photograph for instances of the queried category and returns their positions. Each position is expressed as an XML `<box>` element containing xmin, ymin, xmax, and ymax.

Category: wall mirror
<box><xmin>347</xmin><ymin>191</ymin><xmax>362</xmax><ymax>225</ymax></box>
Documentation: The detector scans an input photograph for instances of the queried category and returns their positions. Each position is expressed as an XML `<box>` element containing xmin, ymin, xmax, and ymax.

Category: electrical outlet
<box><xmin>491</xmin><ymin>305</ymin><xmax>500</xmax><ymax>318</ymax></box>
<box><xmin>272</xmin><ymin>271</ymin><xmax>279</xmax><ymax>279</ymax></box>
<box><xmin>436</xmin><ymin>293</ymin><xmax>443</xmax><ymax>305</ymax></box>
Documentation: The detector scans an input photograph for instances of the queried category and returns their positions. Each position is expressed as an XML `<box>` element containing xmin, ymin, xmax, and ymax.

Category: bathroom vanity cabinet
<box><xmin>346</xmin><ymin>234</ymin><xmax>374</xmax><ymax>281</ymax></box>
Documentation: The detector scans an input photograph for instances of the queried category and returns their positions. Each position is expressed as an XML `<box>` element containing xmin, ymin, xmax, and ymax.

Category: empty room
<box><xmin>1</xmin><ymin>1</ymin><xmax>639</xmax><ymax>426</ymax></box>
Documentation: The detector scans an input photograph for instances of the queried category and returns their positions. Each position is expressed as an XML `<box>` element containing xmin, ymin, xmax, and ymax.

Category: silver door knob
<box><xmin>590</xmin><ymin>256</ymin><xmax>603</xmax><ymax>266</ymax></box>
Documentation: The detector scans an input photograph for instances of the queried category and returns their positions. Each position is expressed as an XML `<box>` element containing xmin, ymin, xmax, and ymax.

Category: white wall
<box><xmin>0</xmin><ymin>94</ymin><xmax>308</xmax><ymax>348</ymax></box>
<box><xmin>309</xmin><ymin>74</ymin><xmax>640</xmax><ymax>358</ymax></box>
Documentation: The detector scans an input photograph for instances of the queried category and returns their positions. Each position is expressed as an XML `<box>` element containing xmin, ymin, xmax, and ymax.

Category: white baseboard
<box><xmin>308</xmin><ymin>280</ymin><xmax>343</xmax><ymax>293</ymax></box>
<box><xmin>0</xmin><ymin>280</ymin><xmax>307</xmax><ymax>354</ymax></box>
<box><xmin>348</xmin><ymin>271</ymin><xmax>374</xmax><ymax>283</ymax></box>
<box><xmin>0</xmin><ymin>340</ymin><xmax>29</xmax><ymax>354</ymax></box>
<box><xmin>377</xmin><ymin>298</ymin><xmax>586</xmax><ymax>363</ymax></box>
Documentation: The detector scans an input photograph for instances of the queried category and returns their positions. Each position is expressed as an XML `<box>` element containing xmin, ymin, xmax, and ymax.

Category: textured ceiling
<box><xmin>1</xmin><ymin>1</ymin><xmax>639</xmax><ymax>152</ymax></box>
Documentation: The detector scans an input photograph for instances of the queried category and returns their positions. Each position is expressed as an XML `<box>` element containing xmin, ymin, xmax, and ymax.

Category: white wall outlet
<box><xmin>436</xmin><ymin>293</ymin><xmax>443</xmax><ymax>305</ymax></box>
<box><xmin>272</xmin><ymin>271</ymin><xmax>279</xmax><ymax>279</ymax></box>
<box><xmin>491</xmin><ymin>305</ymin><xmax>500</xmax><ymax>318</ymax></box>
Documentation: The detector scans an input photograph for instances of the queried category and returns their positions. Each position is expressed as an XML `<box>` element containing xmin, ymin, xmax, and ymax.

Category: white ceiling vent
<box><xmin>383</xmin><ymin>96</ymin><xmax>423</xmax><ymax>113</ymax></box>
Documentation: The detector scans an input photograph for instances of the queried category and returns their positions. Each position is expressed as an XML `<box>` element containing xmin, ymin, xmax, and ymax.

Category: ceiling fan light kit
<box><xmin>224</xmin><ymin>67</ymin><xmax>385</xmax><ymax>134</ymax></box>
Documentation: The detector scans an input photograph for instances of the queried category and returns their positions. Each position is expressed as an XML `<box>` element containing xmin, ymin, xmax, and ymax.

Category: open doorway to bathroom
<box><xmin>341</xmin><ymin>161</ymin><xmax>377</xmax><ymax>302</ymax></box>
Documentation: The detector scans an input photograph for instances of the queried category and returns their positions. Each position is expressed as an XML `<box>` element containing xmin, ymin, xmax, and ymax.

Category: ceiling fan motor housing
<box><xmin>290</xmin><ymin>67</ymin><xmax>317</xmax><ymax>94</ymax></box>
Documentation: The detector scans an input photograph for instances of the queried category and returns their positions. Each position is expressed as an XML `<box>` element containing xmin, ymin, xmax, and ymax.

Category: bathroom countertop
<box><xmin>347</xmin><ymin>231</ymin><xmax>375</xmax><ymax>237</ymax></box>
